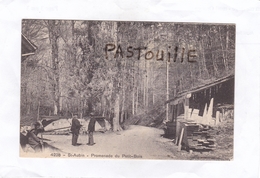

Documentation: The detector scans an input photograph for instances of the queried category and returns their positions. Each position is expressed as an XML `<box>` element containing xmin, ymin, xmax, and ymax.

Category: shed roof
<box><xmin>166</xmin><ymin>74</ymin><xmax>234</xmax><ymax>104</ymax></box>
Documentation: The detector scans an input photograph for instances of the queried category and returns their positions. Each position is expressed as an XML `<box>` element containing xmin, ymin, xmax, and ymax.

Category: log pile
<box><xmin>187</xmin><ymin>125</ymin><xmax>216</xmax><ymax>151</ymax></box>
<box><xmin>178</xmin><ymin>121</ymin><xmax>216</xmax><ymax>152</ymax></box>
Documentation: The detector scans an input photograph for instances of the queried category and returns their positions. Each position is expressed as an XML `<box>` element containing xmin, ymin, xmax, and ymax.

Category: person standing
<box><xmin>71</xmin><ymin>115</ymin><xmax>82</xmax><ymax>146</ymax></box>
<box><xmin>87</xmin><ymin>114</ymin><xmax>96</xmax><ymax>146</ymax></box>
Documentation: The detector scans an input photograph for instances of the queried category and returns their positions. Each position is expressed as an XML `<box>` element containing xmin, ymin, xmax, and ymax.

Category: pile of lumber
<box><xmin>177</xmin><ymin>121</ymin><xmax>216</xmax><ymax>152</ymax></box>
<box><xmin>187</xmin><ymin>126</ymin><xmax>216</xmax><ymax>151</ymax></box>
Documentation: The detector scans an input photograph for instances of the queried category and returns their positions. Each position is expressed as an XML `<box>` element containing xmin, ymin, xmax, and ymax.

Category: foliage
<box><xmin>21</xmin><ymin>20</ymin><xmax>235</xmax><ymax>129</ymax></box>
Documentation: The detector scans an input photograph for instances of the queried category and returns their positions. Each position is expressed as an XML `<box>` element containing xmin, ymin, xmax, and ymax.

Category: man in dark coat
<box><xmin>87</xmin><ymin>114</ymin><xmax>96</xmax><ymax>146</ymax></box>
<box><xmin>26</xmin><ymin>122</ymin><xmax>44</xmax><ymax>152</ymax></box>
<box><xmin>71</xmin><ymin>115</ymin><xmax>82</xmax><ymax>146</ymax></box>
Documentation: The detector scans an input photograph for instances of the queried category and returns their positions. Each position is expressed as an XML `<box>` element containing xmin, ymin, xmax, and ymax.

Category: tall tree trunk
<box><xmin>225</xmin><ymin>26</ymin><xmax>229</xmax><ymax>70</ymax></box>
<box><xmin>200</xmin><ymin>39</ymin><xmax>209</xmax><ymax>78</ymax></box>
<box><xmin>120</xmin><ymin>60</ymin><xmax>126</xmax><ymax>123</ymax></box>
<box><xmin>219</xmin><ymin>26</ymin><xmax>228</xmax><ymax>71</ymax></box>
<box><xmin>212</xmin><ymin>50</ymin><xmax>218</xmax><ymax>76</ymax></box>
<box><xmin>132</xmin><ymin>61</ymin><xmax>135</xmax><ymax>115</ymax></box>
<box><xmin>113</xmin><ymin>94</ymin><xmax>122</xmax><ymax>131</ymax></box>
<box><xmin>166</xmin><ymin>60</ymin><xmax>169</xmax><ymax>122</ymax></box>
<box><xmin>136</xmin><ymin>85</ymin><xmax>139</xmax><ymax>114</ymax></box>
<box><xmin>48</xmin><ymin>20</ymin><xmax>60</xmax><ymax>115</ymax></box>
<box><xmin>59</xmin><ymin>91</ymin><xmax>63</xmax><ymax>113</ymax></box>
<box><xmin>111</xmin><ymin>21</ymin><xmax>122</xmax><ymax>131</ymax></box>
<box><xmin>135</xmin><ymin>61</ymin><xmax>139</xmax><ymax>114</ymax></box>
<box><xmin>27</xmin><ymin>104</ymin><xmax>30</xmax><ymax>115</ymax></box>
<box><xmin>143</xmin><ymin>60</ymin><xmax>147</xmax><ymax>107</ymax></box>
<box><xmin>37</xmin><ymin>100</ymin><xmax>40</xmax><ymax>120</ymax></box>
<box><xmin>53</xmin><ymin>101</ymin><xmax>58</xmax><ymax>115</ymax></box>
<box><xmin>151</xmin><ymin>62</ymin><xmax>155</xmax><ymax>105</ymax></box>
<box><xmin>146</xmin><ymin>60</ymin><xmax>149</xmax><ymax>107</ymax></box>
<box><xmin>120</xmin><ymin>93</ymin><xmax>125</xmax><ymax>123</ymax></box>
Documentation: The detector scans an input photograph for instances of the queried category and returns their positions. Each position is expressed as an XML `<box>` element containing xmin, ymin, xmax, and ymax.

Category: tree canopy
<box><xmin>21</xmin><ymin>20</ymin><xmax>235</xmax><ymax>129</ymax></box>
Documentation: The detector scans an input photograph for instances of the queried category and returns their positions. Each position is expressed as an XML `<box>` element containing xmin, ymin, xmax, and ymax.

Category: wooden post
<box><xmin>41</xmin><ymin>133</ymin><xmax>44</xmax><ymax>151</ymax></box>
<box><xmin>207</xmin><ymin>98</ymin><xmax>214</xmax><ymax>125</ymax></box>
<box><xmin>219</xmin><ymin>111</ymin><xmax>223</xmax><ymax>122</ymax></box>
<box><xmin>176</xmin><ymin>117</ymin><xmax>180</xmax><ymax>145</ymax></box>
<box><xmin>216</xmin><ymin>111</ymin><xmax>220</xmax><ymax>125</ymax></box>
<box><xmin>178</xmin><ymin>128</ymin><xmax>184</xmax><ymax>151</ymax></box>
<box><xmin>222</xmin><ymin>108</ymin><xmax>225</xmax><ymax>121</ymax></box>
<box><xmin>184</xmin><ymin>97</ymin><xmax>190</xmax><ymax>120</ymax></box>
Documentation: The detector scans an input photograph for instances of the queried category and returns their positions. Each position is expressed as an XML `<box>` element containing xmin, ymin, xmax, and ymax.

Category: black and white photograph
<box><xmin>20</xmin><ymin>19</ymin><xmax>236</xmax><ymax>160</ymax></box>
<box><xmin>1</xmin><ymin>0</ymin><xmax>260</xmax><ymax>177</ymax></box>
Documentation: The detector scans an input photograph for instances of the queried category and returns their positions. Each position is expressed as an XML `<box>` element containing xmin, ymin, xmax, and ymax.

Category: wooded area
<box><xmin>21</xmin><ymin>20</ymin><xmax>235</xmax><ymax>130</ymax></box>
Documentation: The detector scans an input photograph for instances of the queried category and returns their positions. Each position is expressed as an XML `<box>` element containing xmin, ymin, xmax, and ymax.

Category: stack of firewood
<box><xmin>186</xmin><ymin>125</ymin><xmax>216</xmax><ymax>151</ymax></box>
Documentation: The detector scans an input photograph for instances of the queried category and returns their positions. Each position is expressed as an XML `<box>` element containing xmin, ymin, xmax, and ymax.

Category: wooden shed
<box><xmin>164</xmin><ymin>75</ymin><xmax>234</xmax><ymax>138</ymax></box>
<box><xmin>167</xmin><ymin>74</ymin><xmax>234</xmax><ymax>123</ymax></box>
<box><xmin>165</xmin><ymin>75</ymin><xmax>234</xmax><ymax>151</ymax></box>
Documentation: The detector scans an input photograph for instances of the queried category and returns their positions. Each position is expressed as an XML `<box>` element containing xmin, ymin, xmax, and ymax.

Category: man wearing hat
<box><xmin>87</xmin><ymin>112</ymin><xmax>96</xmax><ymax>146</ymax></box>
<box><xmin>71</xmin><ymin>115</ymin><xmax>82</xmax><ymax>146</ymax></box>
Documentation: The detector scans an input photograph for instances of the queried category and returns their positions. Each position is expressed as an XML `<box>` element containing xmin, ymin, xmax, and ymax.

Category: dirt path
<box><xmin>20</xmin><ymin>123</ymin><xmax>233</xmax><ymax>160</ymax></box>
<box><xmin>38</xmin><ymin>125</ymin><xmax>176</xmax><ymax>159</ymax></box>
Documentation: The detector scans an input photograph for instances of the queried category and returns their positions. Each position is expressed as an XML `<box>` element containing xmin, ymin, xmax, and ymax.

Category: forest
<box><xmin>21</xmin><ymin>20</ymin><xmax>235</xmax><ymax>131</ymax></box>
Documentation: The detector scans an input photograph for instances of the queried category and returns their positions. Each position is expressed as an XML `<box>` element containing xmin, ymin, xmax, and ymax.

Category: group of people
<box><xmin>71</xmin><ymin>114</ymin><xmax>96</xmax><ymax>146</ymax></box>
<box><xmin>20</xmin><ymin>114</ymin><xmax>97</xmax><ymax>153</ymax></box>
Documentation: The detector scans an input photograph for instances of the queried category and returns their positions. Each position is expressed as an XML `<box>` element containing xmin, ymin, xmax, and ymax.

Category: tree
<box><xmin>21</xmin><ymin>20</ymin><xmax>235</xmax><ymax>129</ymax></box>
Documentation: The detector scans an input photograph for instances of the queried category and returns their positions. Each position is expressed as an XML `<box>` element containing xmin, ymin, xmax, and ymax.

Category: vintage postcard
<box><xmin>20</xmin><ymin>19</ymin><xmax>235</xmax><ymax>160</ymax></box>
